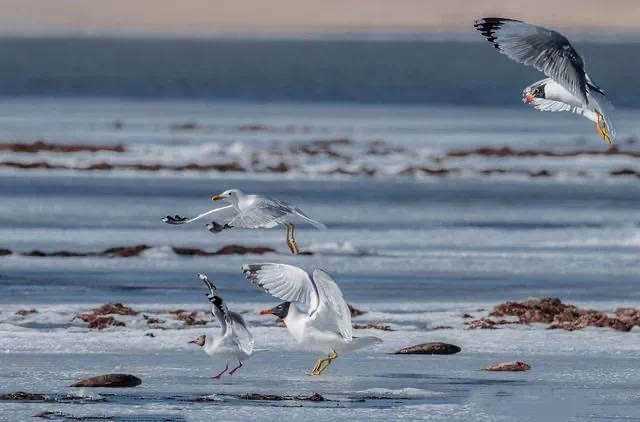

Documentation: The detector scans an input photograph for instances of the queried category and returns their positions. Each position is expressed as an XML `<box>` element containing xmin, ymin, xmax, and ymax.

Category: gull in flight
<box><xmin>163</xmin><ymin>189</ymin><xmax>326</xmax><ymax>254</ymax></box>
<box><xmin>242</xmin><ymin>263</ymin><xmax>382</xmax><ymax>376</ymax></box>
<box><xmin>189</xmin><ymin>273</ymin><xmax>254</xmax><ymax>379</ymax></box>
<box><xmin>474</xmin><ymin>17</ymin><xmax>615</xmax><ymax>144</ymax></box>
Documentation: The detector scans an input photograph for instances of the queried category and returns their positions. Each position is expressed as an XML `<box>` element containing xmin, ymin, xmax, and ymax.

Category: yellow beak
<box><xmin>211</xmin><ymin>194</ymin><xmax>224</xmax><ymax>201</ymax></box>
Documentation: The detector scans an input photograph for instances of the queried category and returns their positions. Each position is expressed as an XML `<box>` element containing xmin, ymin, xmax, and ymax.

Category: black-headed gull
<box><xmin>474</xmin><ymin>17</ymin><xmax>615</xmax><ymax>144</ymax></box>
<box><xmin>242</xmin><ymin>263</ymin><xmax>382</xmax><ymax>376</ymax></box>
<box><xmin>189</xmin><ymin>273</ymin><xmax>254</xmax><ymax>379</ymax></box>
<box><xmin>163</xmin><ymin>189</ymin><xmax>326</xmax><ymax>254</ymax></box>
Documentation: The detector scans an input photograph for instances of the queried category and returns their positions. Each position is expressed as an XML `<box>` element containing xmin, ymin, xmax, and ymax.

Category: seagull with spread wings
<box><xmin>163</xmin><ymin>189</ymin><xmax>326</xmax><ymax>254</ymax></box>
<box><xmin>189</xmin><ymin>273</ymin><xmax>254</xmax><ymax>379</ymax></box>
<box><xmin>474</xmin><ymin>17</ymin><xmax>615</xmax><ymax>144</ymax></box>
<box><xmin>243</xmin><ymin>263</ymin><xmax>382</xmax><ymax>376</ymax></box>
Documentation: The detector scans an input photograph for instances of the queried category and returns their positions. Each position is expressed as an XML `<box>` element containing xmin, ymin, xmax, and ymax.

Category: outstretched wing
<box><xmin>229</xmin><ymin>311</ymin><xmax>255</xmax><ymax>355</ymax></box>
<box><xmin>162</xmin><ymin>205</ymin><xmax>233</xmax><ymax>225</ymax></box>
<box><xmin>475</xmin><ymin>17</ymin><xmax>590</xmax><ymax>105</ymax></box>
<box><xmin>242</xmin><ymin>263</ymin><xmax>319</xmax><ymax>312</ymax></box>
<box><xmin>229</xmin><ymin>197</ymin><xmax>325</xmax><ymax>229</ymax></box>
<box><xmin>310</xmin><ymin>269</ymin><xmax>352</xmax><ymax>341</ymax></box>
<box><xmin>198</xmin><ymin>273</ymin><xmax>254</xmax><ymax>354</ymax></box>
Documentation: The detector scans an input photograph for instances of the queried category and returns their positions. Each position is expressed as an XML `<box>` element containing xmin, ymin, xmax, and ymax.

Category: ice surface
<box><xmin>1</xmin><ymin>99</ymin><xmax>640</xmax><ymax>421</ymax></box>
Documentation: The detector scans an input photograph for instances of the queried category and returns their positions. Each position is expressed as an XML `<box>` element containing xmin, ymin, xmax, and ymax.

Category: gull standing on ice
<box><xmin>242</xmin><ymin>263</ymin><xmax>382</xmax><ymax>376</ymax></box>
<box><xmin>163</xmin><ymin>189</ymin><xmax>326</xmax><ymax>254</ymax></box>
<box><xmin>189</xmin><ymin>273</ymin><xmax>254</xmax><ymax>379</ymax></box>
<box><xmin>474</xmin><ymin>17</ymin><xmax>615</xmax><ymax>144</ymax></box>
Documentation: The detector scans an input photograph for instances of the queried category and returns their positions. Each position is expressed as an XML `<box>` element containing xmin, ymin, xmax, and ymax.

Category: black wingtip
<box><xmin>473</xmin><ymin>17</ymin><xmax>519</xmax><ymax>49</ymax></box>
<box><xmin>163</xmin><ymin>215</ymin><xmax>189</xmax><ymax>225</ymax></box>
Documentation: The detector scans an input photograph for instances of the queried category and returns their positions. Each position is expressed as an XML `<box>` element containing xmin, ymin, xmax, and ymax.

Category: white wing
<box><xmin>228</xmin><ymin>197</ymin><xmax>326</xmax><ymax>229</ymax></box>
<box><xmin>229</xmin><ymin>312</ymin><xmax>255</xmax><ymax>355</ymax></box>
<box><xmin>475</xmin><ymin>17</ymin><xmax>593</xmax><ymax>105</ymax></box>
<box><xmin>310</xmin><ymin>269</ymin><xmax>352</xmax><ymax>341</ymax></box>
<box><xmin>529</xmin><ymin>97</ymin><xmax>583</xmax><ymax>114</ymax></box>
<box><xmin>242</xmin><ymin>263</ymin><xmax>319</xmax><ymax>312</ymax></box>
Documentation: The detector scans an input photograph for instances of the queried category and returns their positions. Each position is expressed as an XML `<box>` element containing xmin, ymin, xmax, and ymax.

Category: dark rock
<box><xmin>172</xmin><ymin>247</ymin><xmax>210</xmax><ymax>256</ymax></box>
<box><xmin>15</xmin><ymin>308</ymin><xmax>38</xmax><ymax>316</ymax></box>
<box><xmin>71</xmin><ymin>374</ymin><xmax>142</xmax><ymax>388</ymax></box>
<box><xmin>170</xmin><ymin>122</ymin><xmax>200</xmax><ymax>131</ymax></box>
<box><xmin>101</xmin><ymin>245</ymin><xmax>150</xmax><ymax>257</ymax></box>
<box><xmin>0</xmin><ymin>249</ymin><xmax>12</xmax><ymax>256</ymax></box>
<box><xmin>87</xmin><ymin>316</ymin><xmax>126</xmax><ymax>330</ymax></box>
<box><xmin>462</xmin><ymin>313</ymin><xmax>473</xmax><ymax>319</ymax></box>
<box><xmin>465</xmin><ymin>318</ymin><xmax>520</xmax><ymax>330</ymax></box>
<box><xmin>353</xmin><ymin>322</ymin><xmax>393</xmax><ymax>331</ymax></box>
<box><xmin>145</xmin><ymin>332</ymin><xmax>155</xmax><ymax>337</ymax></box>
<box><xmin>394</xmin><ymin>342</ymin><xmax>461</xmax><ymax>355</ymax></box>
<box><xmin>90</xmin><ymin>303</ymin><xmax>138</xmax><ymax>316</ymax></box>
<box><xmin>34</xmin><ymin>411</ymin><xmax>111</xmax><ymax>420</ymax></box>
<box><xmin>0</xmin><ymin>141</ymin><xmax>125</xmax><ymax>154</ymax></box>
<box><xmin>213</xmin><ymin>245</ymin><xmax>276</xmax><ymax>255</ymax></box>
<box><xmin>484</xmin><ymin>361</ymin><xmax>531</xmax><ymax>372</ymax></box>
<box><xmin>239</xmin><ymin>392</ymin><xmax>325</xmax><ymax>401</ymax></box>
<box><xmin>0</xmin><ymin>391</ymin><xmax>48</xmax><ymax>401</ymax></box>
<box><xmin>171</xmin><ymin>310</ymin><xmax>207</xmax><ymax>326</ymax></box>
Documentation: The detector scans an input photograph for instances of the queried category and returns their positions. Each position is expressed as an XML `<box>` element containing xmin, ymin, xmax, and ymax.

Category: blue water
<box><xmin>0</xmin><ymin>38</ymin><xmax>637</xmax><ymax>106</ymax></box>
<box><xmin>1</xmin><ymin>98</ymin><xmax>640</xmax><ymax>421</ymax></box>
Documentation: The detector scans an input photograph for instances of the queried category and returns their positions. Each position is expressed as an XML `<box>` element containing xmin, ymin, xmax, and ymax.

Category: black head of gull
<box><xmin>259</xmin><ymin>302</ymin><xmax>291</xmax><ymax>319</ymax></box>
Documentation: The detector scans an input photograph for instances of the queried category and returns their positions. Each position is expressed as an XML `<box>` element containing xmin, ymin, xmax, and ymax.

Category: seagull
<box><xmin>474</xmin><ymin>17</ymin><xmax>615</xmax><ymax>144</ymax></box>
<box><xmin>242</xmin><ymin>263</ymin><xmax>382</xmax><ymax>376</ymax></box>
<box><xmin>163</xmin><ymin>189</ymin><xmax>326</xmax><ymax>254</ymax></box>
<box><xmin>189</xmin><ymin>273</ymin><xmax>254</xmax><ymax>379</ymax></box>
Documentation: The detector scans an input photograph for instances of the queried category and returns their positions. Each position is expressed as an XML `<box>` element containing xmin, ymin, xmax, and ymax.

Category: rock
<box><xmin>0</xmin><ymin>391</ymin><xmax>48</xmax><ymax>401</ymax></box>
<box><xmin>465</xmin><ymin>318</ymin><xmax>520</xmax><ymax>330</ymax></box>
<box><xmin>170</xmin><ymin>122</ymin><xmax>200</xmax><ymax>131</ymax></box>
<box><xmin>15</xmin><ymin>308</ymin><xmax>38</xmax><ymax>316</ymax></box>
<box><xmin>462</xmin><ymin>313</ymin><xmax>473</xmax><ymax>319</ymax></box>
<box><xmin>484</xmin><ymin>297</ymin><xmax>640</xmax><ymax>332</ymax></box>
<box><xmin>352</xmin><ymin>322</ymin><xmax>393</xmax><ymax>331</ymax></box>
<box><xmin>348</xmin><ymin>304</ymin><xmax>367</xmax><ymax>318</ymax></box>
<box><xmin>238</xmin><ymin>392</ymin><xmax>325</xmax><ymax>401</ymax></box>
<box><xmin>0</xmin><ymin>249</ymin><xmax>12</xmax><ymax>256</ymax></box>
<box><xmin>86</xmin><ymin>316</ymin><xmax>126</xmax><ymax>330</ymax></box>
<box><xmin>0</xmin><ymin>141</ymin><xmax>125</xmax><ymax>154</ymax></box>
<box><xmin>91</xmin><ymin>303</ymin><xmax>138</xmax><ymax>316</ymax></box>
<box><xmin>71</xmin><ymin>374</ymin><xmax>142</xmax><ymax>388</ymax></box>
<box><xmin>171</xmin><ymin>310</ymin><xmax>207</xmax><ymax>326</ymax></box>
<box><xmin>484</xmin><ymin>361</ymin><xmax>531</xmax><ymax>372</ymax></box>
<box><xmin>394</xmin><ymin>342</ymin><xmax>461</xmax><ymax>355</ymax></box>
<box><xmin>213</xmin><ymin>245</ymin><xmax>276</xmax><ymax>255</ymax></box>
<box><xmin>101</xmin><ymin>245</ymin><xmax>150</xmax><ymax>257</ymax></box>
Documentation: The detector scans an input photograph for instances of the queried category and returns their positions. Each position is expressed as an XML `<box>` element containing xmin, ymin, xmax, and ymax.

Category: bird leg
<box><xmin>212</xmin><ymin>362</ymin><xmax>229</xmax><ymax>379</ymax></box>
<box><xmin>228</xmin><ymin>360</ymin><xmax>243</xmax><ymax>375</ymax></box>
<box><xmin>596</xmin><ymin>112</ymin><xmax>612</xmax><ymax>145</ymax></box>
<box><xmin>284</xmin><ymin>223</ymin><xmax>300</xmax><ymax>254</ymax></box>
<box><xmin>310</xmin><ymin>350</ymin><xmax>338</xmax><ymax>376</ymax></box>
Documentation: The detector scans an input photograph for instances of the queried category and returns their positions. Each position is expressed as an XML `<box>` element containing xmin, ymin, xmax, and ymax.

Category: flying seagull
<box><xmin>474</xmin><ymin>17</ymin><xmax>615</xmax><ymax>144</ymax></box>
<box><xmin>242</xmin><ymin>263</ymin><xmax>382</xmax><ymax>376</ymax></box>
<box><xmin>163</xmin><ymin>189</ymin><xmax>326</xmax><ymax>254</ymax></box>
<box><xmin>189</xmin><ymin>273</ymin><xmax>254</xmax><ymax>379</ymax></box>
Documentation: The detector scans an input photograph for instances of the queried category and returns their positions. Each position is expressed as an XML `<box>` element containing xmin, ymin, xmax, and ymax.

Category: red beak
<box><xmin>259</xmin><ymin>308</ymin><xmax>273</xmax><ymax>316</ymax></box>
<box><xmin>524</xmin><ymin>93</ymin><xmax>535</xmax><ymax>104</ymax></box>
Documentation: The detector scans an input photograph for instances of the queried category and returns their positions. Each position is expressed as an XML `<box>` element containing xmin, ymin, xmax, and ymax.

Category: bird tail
<box><xmin>339</xmin><ymin>336</ymin><xmax>383</xmax><ymax>353</ymax></box>
<box><xmin>293</xmin><ymin>208</ymin><xmax>327</xmax><ymax>230</ymax></box>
